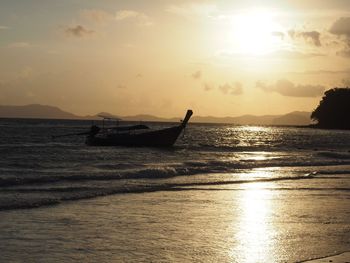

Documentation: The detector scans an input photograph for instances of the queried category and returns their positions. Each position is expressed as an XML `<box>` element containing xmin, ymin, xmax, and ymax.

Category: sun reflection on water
<box><xmin>232</xmin><ymin>183</ymin><xmax>276</xmax><ymax>263</ymax></box>
<box><xmin>239</xmin><ymin>126</ymin><xmax>271</xmax><ymax>132</ymax></box>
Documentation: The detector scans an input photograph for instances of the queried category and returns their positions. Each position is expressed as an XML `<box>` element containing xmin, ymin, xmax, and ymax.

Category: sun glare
<box><xmin>231</xmin><ymin>10</ymin><xmax>283</xmax><ymax>55</ymax></box>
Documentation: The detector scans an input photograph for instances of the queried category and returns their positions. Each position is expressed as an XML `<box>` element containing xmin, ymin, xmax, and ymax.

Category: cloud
<box><xmin>329</xmin><ymin>17</ymin><xmax>350</xmax><ymax>37</ymax></box>
<box><xmin>115</xmin><ymin>10</ymin><xmax>153</xmax><ymax>26</ymax></box>
<box><xmin>288</xmin><ymin>69</ymin><xmax>350</xmax><ymax>75</ymax></box>
<box><xmin>0</xmin><ymin>26</ymin><xmax>9</xmax><ymax>30</ymax></box>
<box><xmin>218</xmin><ymin>82</ymin><xmax>243</xmax><ymax>95</ymax></box>
<box><xmin>116</xmin><ymin>84</ymin><xmax>127</xmax><ymax>89</ymax></box>
<box><xmin>64</xmin><ymin>25</ymin><xmax>95</xmax><ymax>38</ymax></box>
<box><xmin>80</xmin><ymin>9</ymin><xmax>113</xmax><ymax>24</ymax></box>
<box><xmin>192</xmin><ymin>70</ymin><xmax>201</xmax><ymax>79</ymax></box>
<box><xmin>166</xmin><ymin>3</ymin><xmax>217</xmax><ymax>17</ymax></box>
<box><xmin>216</xmin><ymin>49</ymin><xmax>324</xmax><ymax>60</ymax></box>
<box><xmin>267</xmin><ymin>50</ymin><xmax>325</xmax><ymax>59</ymax></box>
<box><xmin>8</xmin><ymin>42</ymin><xmax>31</xmax><ymax>48</ymax></box>
<box><xmin>336</xmin><ymin>48</ymin><xmax>350</xmax><ymax>57</ymax></box>
<box><xmin>342</xmin><ymin>79</ymin><xmax>350</xmax><ymax>87</ymax></box>
<box><xmin>288</xmin><ymin>29</ymin><xmax>322</xmax><ymax>46</ymax></box>
<box><xmin>271</xmin><ymin>31</ymin><xmax>285</xmax><ymax>40</ymax></box>
<box><xmin>203</xmin><ymin>83</ymin><xmax>214</xmax><ymax>91</ymax></box>
<box><xmin>115</xmin><ymin>10</ymin><xmax>140</xmax><ymax>20</ymax></box>
<box><xmin>299</xmin><ymin>31</ymin><xmax>322</xmax><ymax>46</ymax></box>
<box><xmin>256</xmin><ymin>79</ymin><xmax>325</xmax><ymax>98</ymax></box>
<box><xmin>329</xmin><ymin>17</ymin><xmax>350</xmax><ymax>57</ymax></box>
<box><xmin>80</xmin><ymin>9</ymin><xmax>153</xmax><ymax>26</ymax></box>
<box><xmin>287</xmin><ymin>29</ymin><xmax>296</xmax><ymax>39</ymax></box>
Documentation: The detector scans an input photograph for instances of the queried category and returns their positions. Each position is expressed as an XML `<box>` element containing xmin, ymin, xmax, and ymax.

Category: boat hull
<box><xmin>85</xmin><ymin>125</ymin><xmax>185</xmax><ymax>147</ymax></box>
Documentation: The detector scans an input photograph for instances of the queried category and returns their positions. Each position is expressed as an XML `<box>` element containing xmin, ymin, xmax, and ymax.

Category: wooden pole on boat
<box><xmin>181</xmin><ymin>109</ymin><xmax>193</xmax><ymax>127</ymax></box>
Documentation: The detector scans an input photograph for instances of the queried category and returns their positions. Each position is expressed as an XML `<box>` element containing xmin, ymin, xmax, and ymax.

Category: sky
<box><xmin>1</xmin><ymin>0</ymin><xmax>350</xmax><ymax>117</ymax></box>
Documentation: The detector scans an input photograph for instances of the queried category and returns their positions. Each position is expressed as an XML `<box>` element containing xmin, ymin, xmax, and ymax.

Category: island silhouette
<box><xmin>311</xmin><ymin>87</ymin><xmax>350</xmax><ymax>130</ymax></box>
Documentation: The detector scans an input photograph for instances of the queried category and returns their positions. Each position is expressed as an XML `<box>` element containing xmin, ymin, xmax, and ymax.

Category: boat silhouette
<box><xmin>53</xmin><ymin>110</ymin><xmax>193</xmax><ymax>147</ymax></box>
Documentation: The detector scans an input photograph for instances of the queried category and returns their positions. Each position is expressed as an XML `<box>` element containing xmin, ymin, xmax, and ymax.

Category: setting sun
<box><xmin>231</xmin><ymin>10</ymin><xmax>283</xmax><ymax>55</ymax></box>
<box><xmin>1</xmin><ymin>2</ymin><xmax>349</xmax><ymax>117</ymax></box>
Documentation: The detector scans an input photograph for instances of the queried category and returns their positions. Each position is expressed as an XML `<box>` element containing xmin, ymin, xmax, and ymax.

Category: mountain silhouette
<box><xmin>0</xmin><ymin>104</ymin><xmax>311</xmax><ymax>126</ymax></box>
<box><xmin>0</xmin><ymin>104</ymin><xmax>80</xmax><ymax>119</ymax></box>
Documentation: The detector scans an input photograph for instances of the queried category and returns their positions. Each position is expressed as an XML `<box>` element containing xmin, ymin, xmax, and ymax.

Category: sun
<box><xmin>231</xmin><ymin>10</ymin><xmax>283</xmax><ymax>55</ymax></box>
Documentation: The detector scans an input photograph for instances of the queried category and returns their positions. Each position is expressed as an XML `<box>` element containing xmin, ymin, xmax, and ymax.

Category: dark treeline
<box><xmin>311</xmin><ymin>87</ymin><xmax>350</xmax><ymax>130</ymax></box>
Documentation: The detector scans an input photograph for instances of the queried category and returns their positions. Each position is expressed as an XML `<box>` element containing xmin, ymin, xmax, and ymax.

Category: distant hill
<box><xmin>0</xmin><ymin>104</ymin><xmax>80</xmax><ymax>119</ymax></box>
<box><xmin>0</xmin><ymin>104</ymin><xmax>312</xmax><ymax>125</ymax></box>
<box><xmin>229</xmin><ymin>114</ymin><xmax>277</xmax><ymax>125</ymax></box>
<box><xmin>83</xmin><ymin>113</ymin><xmax>179</xmax><ymax>122</ymax></box>
<box><xmin>192</xmin><ymin>115</ymin><xmax>276</xmax><ymax>125</ymax></box>
<box><xmin>272</xmin><ymin>111</ymin><xmax>311</xmax><ymax>126</ymax></box>
<box><xmin>191</xmin><ymin>112</ymin><xmax>311</xmax><ymax>125</ymax></box>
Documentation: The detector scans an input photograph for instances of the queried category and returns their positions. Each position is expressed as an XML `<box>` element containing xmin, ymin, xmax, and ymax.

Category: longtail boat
<box><xmin>53</xmin><ymin>110</ymin><xmax>193</xmax><ymax>147</ymax></box>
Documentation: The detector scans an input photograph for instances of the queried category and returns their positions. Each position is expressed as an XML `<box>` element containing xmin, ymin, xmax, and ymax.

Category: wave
<box><xmin>183</xmin><ymin>144</ymin><xmax>288</xmax><ymax>153</ymax></box>
<box><xmin>1</xmin><ymin>157</ymin><xmax>350</xmax><ymax>188</ymax></box>
<box><xmin>2</xmin><ymin>164</ymin><xmax>350</xmax><ymax>211</ymax></box>
<box><xmin>0</xmin><ymin>172</ymin><xmax>320</xmax><ymax>211</ymax></box>
<box><xmin>316</xmin><ymin>151</ymin><xmax>350</xmax><ymax>159</ymax></box>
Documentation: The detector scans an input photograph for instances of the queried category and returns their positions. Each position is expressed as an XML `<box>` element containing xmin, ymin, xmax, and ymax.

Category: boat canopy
<box><xmin>111</xmin><ymin>124</ymin><xmax>150</xmax><ymax>131</ymax></box>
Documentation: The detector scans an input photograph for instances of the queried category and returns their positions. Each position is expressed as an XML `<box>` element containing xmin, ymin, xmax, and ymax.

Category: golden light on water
<box><xmin>233</xmin><ymin>182</ymin><xmax>276</xmax><ymax>262</ymax></box>
<box><xmin>239</xmin><ymin>126</ymin><xmax>272</xmax><ymax>132</ymax></box>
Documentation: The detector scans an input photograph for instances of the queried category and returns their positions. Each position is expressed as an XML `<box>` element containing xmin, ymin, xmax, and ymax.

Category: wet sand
<box><xmin>303</xmin><ymin>252</ymin><xmax>350</xmax><ymax>263</ymax></box>
<box><xmin>1</xmin><ymin>174</ymin><xmax>349</xmax><ymax>263</ymax></box>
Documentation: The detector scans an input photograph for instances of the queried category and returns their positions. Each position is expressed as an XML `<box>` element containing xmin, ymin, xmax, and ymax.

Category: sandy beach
<box><xmin>1</xmin><ymin>173</ymin><xmax>349</xmax><ymax>263</ymax></box>
<box><xmin>303</xmin><ymin>252</ymin><xmax>350</xmax><ymax>263</ymax></box>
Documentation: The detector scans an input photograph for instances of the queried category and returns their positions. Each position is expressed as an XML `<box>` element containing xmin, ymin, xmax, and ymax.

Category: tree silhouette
<box><xmin>311</xmin><ymin>87</ymin><xmax>350</xmax><ymax>129</ymax></box>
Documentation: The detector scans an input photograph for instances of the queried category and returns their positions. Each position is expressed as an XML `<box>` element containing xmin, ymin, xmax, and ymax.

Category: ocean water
<box><xmin>0</xmin><ymin>118</ymin><xmax>349</xmax><ymax>262</ymax></box>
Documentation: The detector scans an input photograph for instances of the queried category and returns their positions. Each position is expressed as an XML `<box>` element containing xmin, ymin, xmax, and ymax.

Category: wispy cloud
<box><xmin>337</xmin><ymin>49</ymin><xmax>350</xmax><ymax>57</ymax></box>
<box><xmin>217</xmin><ymin>49</ymin><xmax>325</xmax><ymax>60</ymax></box>
<box><xmin>116</xmin><ymin>84</ymin><xmax>127</xmax><ymax>89</ymax></box>
<box><xmin>288</xmin><ymin>30</ymin><xmax>322</xmax><ymax>46</ymax></box>
<box><xmin>0</xmin><ymin>26</ymin><xmax>9</xmax><ymax>30</ymax></box>
<box><xmin>8</xmin><ymin>42</ymin><xmax>31</xmax><ymax>48</ymax></box>
<box><xmin>329</xmin><ymin>17</ymin><xmax>350</xmax><ymax>57</ymax></box>
<box><xmin>271</xmin><ymin>31</ymin><xmax>285</xmax><ymax>40</ymax></box>
<box><xmin>192</xmin><ymin>70</ymin><xmax>201</xmax><ymax>79</ymax></box>
<box><xmin>288</xmin><ymin>69</ymin><xmax>350</xmax><ymax>75</ymax></box>
<box><xmin>342</xmin><ymin>79</ymin><xmax>350</xmax><ymax>87</ymax></box>
<box><xmin>268</xmin><ymin>49</ymin><xmax>325</xmax><ymax>59</ymax></box>
<box><xmin>218</xmin><ymin>82</ymin><xmax>243</xmax><ymax>95</ymax></box>
<box><xmin>256</xmin><ymin>79</ymin><xmax>325</xmax><ymax>97</ymax></box>
<box><xmin>166</xmin><ymin>3</ymin><xmax>217</xmax><ymax>18</ymax></box>
<box><xmin>115</xmin><ymin>10</ymin><xmax>153</xmax><ymax>26</ymax></box>
<box><xmin>80</xmin><ymin>9</ymin><xmax>113</xmax><ymax>24</ymax></box>
<box><xmin>64</xmin><ymin>25</ymin><xmax>95</xmax><ymax>38</ymax></box>
<box><xmin>115</xmin><ymin>10</ymin><xmax>140</xmax><ymax>20</ymax></box>
<box><xmin>203</xmin><ymin>83</ymin><xmax>214</xmax><ymax>91</ymax></box>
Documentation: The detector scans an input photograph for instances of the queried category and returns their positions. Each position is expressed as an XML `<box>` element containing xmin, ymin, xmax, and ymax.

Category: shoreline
<box><xmin>1</xmin><ymin>175</ymin><xmax>349</xmax><ymax>262</ymax></box>
<box><xmin>301</xmin><ymin>251</ymin><xmax>350</xmax><ymax>262</ymax></box>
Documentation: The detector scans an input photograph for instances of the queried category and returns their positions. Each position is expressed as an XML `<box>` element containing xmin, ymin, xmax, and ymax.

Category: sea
<box><xmin>0</xmin><ymin>118</ymin><xmax>349</xmax><ymax>262</ymax></box>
